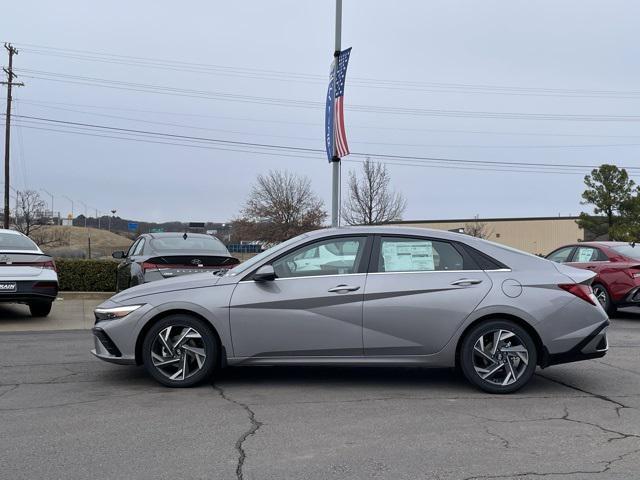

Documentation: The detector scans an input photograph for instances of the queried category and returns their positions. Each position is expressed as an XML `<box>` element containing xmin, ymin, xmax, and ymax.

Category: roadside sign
<box><xmin>150</xmin><ymin>228</ymin><xmax>164</xmax><ymax>233</ymax></box>
<box><xmin>127</xmin><ymin>222</ymin><xmax>138</xmax><ymax>231</ymax></box>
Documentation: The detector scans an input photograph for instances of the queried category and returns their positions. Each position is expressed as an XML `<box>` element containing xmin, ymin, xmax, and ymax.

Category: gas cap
<box><xmin>502</xmin><ymin>279</ymin><xmax>523</xmax><ymax>298</ymax></box>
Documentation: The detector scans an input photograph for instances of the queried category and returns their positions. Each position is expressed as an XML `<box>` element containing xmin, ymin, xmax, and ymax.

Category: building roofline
<box><xmin>387</xmin><ymin>215</ymin><xmax>581</xmax><ymax>224</ymax></box>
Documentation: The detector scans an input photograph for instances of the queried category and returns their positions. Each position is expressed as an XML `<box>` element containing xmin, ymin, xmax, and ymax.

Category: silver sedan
<box><xmin>91</xmin><ymin>226</ymin><xmax>609</xmax><ymax>393</ymax></box>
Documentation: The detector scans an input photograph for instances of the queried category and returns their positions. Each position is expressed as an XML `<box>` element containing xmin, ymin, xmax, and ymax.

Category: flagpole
<box><xmin>331</xmin><ymin>0</ymin><xmax>342</xmax><ymax>228</ymax></box>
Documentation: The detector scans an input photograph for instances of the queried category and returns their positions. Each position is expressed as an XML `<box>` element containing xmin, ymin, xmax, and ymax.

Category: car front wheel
<box><xmin>460</xmin><ymin>320</ymin><xmax>537</xmax><ymax>394</ymax></box>
<box><xmin>142</xmin><ymin>314</ymin><xmax>217</xmax><ymax>387</ymax></box>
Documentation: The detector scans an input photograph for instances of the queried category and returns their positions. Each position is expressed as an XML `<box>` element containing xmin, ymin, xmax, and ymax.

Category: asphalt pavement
<box><xmin>1</xmin><ymin>309</ymin><xmax>639</xmax><ymax>479</ymax></box>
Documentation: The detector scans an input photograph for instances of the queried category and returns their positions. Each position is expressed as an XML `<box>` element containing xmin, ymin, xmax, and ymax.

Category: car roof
<box><xmin>143</xmin><ymin>232</ymin><xmax>217</xmax><ymax>240</ymax></box>
<box><xmin>305</xmin><ymin>225</ymin><xmax>471</xmax><ymax>242</ymax></box>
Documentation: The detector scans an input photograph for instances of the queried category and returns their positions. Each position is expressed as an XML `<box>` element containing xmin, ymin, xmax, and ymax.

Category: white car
<box><xmin>0</xmin><ymin>229</ymin><xmax>58</xmax><ymax>316</ymax></box>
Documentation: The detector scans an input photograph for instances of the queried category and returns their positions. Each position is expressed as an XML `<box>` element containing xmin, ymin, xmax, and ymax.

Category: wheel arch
<box><xmin>134</xmin><ymin>309</ymin><xmax>225</xmax><ymax>367</ymax></box>
<box><xmin>454</xmin><ymin>312</ymin><xmax>544</xmax><ymax>368</ymax></box>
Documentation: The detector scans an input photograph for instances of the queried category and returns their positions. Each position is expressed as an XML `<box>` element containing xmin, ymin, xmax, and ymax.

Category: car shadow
<box><xmin>612</xmin><ymin>307</ymin><xmax>640</xmax><ymax>321</ymax></box>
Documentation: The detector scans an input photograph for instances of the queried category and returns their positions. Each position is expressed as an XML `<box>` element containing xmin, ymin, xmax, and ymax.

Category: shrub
<box><xmin>56</xmin><ymin>259</ymin><xmax>118</xmax><ymax>292</ymax></box>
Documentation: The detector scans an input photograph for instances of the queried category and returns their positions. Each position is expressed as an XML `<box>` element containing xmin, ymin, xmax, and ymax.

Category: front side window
<box><xmin>126</xmin><ymin>239</ymin><xmax>140</xmax><ymax>257</ymax></box>
<box><xmin>547</xmin><ymin>246</ymin><xmax>574</xmax><ymax>263</ymax></box>
<box><xmin>378</xmin><ymin>237</ymin><xmax>464</xmax><ymax>272</ymax></box>
<box><xmin>133</xmin><ymin>238</ymin><xmax>146</xmax><ymax>256</ymax></box>
<box><xmin>272</xmin><ymin>237</ymin><xmax>366</xmax><ymax>278</ymax></box>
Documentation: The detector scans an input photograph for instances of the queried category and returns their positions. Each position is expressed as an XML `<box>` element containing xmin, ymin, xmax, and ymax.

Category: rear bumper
<box><xmin>619</xmin><ymin>287</ymin><xmax>640</xmax><ymax>306</ymax></box>
<box><xmin>0</xmin><ymin>280</ymin><xmax>58</xmax><ymax>303</ymax></box>
<box><xmin>541</xmin><ymin>319</ymin><xmax>609</xmax><ymax>367</ymax></box>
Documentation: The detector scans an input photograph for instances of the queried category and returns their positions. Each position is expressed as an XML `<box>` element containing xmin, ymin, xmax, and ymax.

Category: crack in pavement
<box><xmin>462</xmin><ymin>446</ymin><xmax>640</xmax><ymax>479</ymax></box>
<box><xmin>213</xmin><ymin>383</ymin><xmax>263</xmax><ymax>480</ymax></box>
<box><xmin>466</xmin><ymin>403</ymin><xmax>640</xmax><ymax>444</ymax></box>
<box><xmin>594</xmin><ymin>359</ymin><xmax>640</xmax><ymax>377</ymax></box>
<box><xmin>0</xmin><ymin>384</ymin><xmax>19</xmax><ymax>399</ymax></box>
<box><xmin>484</xmin><ymin>426</ymin><xmax>511</xmax><ymax>449</ymax></box>
<box><xmin>536</xmin><ymin>373</ymin><xmax>632</xmax><ymax>417</ymax></box>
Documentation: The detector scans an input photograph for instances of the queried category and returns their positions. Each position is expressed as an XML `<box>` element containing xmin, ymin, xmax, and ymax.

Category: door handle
<box><xmin>450</xmin><ymin>278</ymin><xmax>483</xmax><ymax>286</ymax></box>
<box><xmin>328</xmin><ymin>284</ymin><xmax>361</xmax><ymax>293</ymax></box>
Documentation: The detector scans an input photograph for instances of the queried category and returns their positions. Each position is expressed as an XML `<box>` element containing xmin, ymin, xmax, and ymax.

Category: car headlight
<box><xmin>94</xmin><ymin>304</ymin><xmax>144</xmax><ymax>321</ymax></box>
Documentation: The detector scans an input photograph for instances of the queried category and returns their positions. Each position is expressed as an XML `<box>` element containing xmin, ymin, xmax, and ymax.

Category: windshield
<box><xmin>611</xmin><ymin>244</ymin><xmax>640</xmax><ymax>260</ymax></box>
<box><xmin>0</xmin><ymin>232</ymin><xmax>38</xmax><ymax>251</ymax></box>
<box><xmin>225</xmin><ymin>234</ymin><xmax>308</xmax><ymax>276</ymax></box>
<box><xmin>150</xmin><ymin>235</ymin><xmax>228</xmax><ymax>254</ymax></box>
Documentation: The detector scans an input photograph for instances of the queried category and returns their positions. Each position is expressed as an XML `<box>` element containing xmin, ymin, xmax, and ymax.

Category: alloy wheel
<box><xmin>592</xmin><ymin>285</ymin><xmax>608</xmax><ymax>308</ymax></box>
<box><xmin>472</xmin><ymin>329</ymin><xmax>529</xmax><ymax>386</ymax></box>
<box><xmin>150</xmin><ymin>325</ymin><xmax>207</xmax><ymax>381</ymax></box>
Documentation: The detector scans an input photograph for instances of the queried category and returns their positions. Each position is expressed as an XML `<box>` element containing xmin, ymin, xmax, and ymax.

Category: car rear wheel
<box><xmin>142</xmin><ymin>314</ymin><xmax>217</xmax><ymax>388</ymax></box>
<box><xmin>29</xmin><ymin>301</ymin><xmax>52</xmax><ymax>317</ymax></box>
<box><xmin>592</xmin><ymin>284</ymin><xmax>616</xmax><ymax>316</ymax></box>
<box><xmin>460</xmin><ymin>320</ymin><xmax>537</xmax><ymax>394</ymax></box>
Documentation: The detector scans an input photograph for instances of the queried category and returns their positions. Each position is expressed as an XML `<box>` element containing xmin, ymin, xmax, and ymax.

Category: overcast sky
<box><xmin>2</xmin><ymin>1</ymin><xmax>639</xmax><ymax>223</ymax></box>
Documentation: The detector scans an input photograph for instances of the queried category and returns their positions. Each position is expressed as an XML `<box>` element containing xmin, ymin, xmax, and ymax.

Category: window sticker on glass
<box><xmin>382</xmin><ymin>240</ymin><xmax>435</xmax><ymax>272</ymax></box>
<box><xmin>576</xmin><ymin>248</ymin><xmax>594</xmax><ymax>262</ymax></box>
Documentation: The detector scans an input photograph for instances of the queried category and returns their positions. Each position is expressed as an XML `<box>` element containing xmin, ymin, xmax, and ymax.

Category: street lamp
<box><xmin>40</xmin><ymin>188</ymin><xmax>55</xmax><ymax>225</ymax></box>
<box><xmin>62</xmin><ymin>195</ymin><xmax>74</xmax><ymax>224</ymax></box>
<box><xmin>109</xmin><ymin>209</ymin><xmax>117</xmax><ymax>231</ymax></box>
<box><xmin>78</xmin><ymin>201</ymin><xmax>88</xmax><ymax>228</ymax></box>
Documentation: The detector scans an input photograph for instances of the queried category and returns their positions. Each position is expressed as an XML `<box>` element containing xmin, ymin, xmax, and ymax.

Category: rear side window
<box><xmin>547</xmin><ymin>246</ymin><xmax>574</xmax><ymax>263</ymax></box>
<box><xmin>573</xmin><ymin>246</ymin><xmax>607</xmax><ymax>262</ymax></box>
<box><xmin>378</xmin><ymin>237</ymin><xmax>465</xmax><ymax>272</ymax></box>
<box><xmin>0</xmin><ymin>232</ymin><xmax>38</xmax><ymax>251</ymax></box>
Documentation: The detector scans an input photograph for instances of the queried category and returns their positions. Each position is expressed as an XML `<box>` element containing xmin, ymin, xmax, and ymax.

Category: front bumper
<box><xmin>91</xmin><ymin>327</ymin><xmax>136</xmax><ymax>365</ymax></box>
<box><xmin>541</xmin><ymin>319</ymin><xmax>609</xmax><ymax>367</ymax></box>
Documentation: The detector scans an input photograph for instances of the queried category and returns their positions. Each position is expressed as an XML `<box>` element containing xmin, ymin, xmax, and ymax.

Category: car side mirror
<box><xmin>253</xmin><ymin>265</ymin><xmax>276</xmax><ymax>282</ymax></box>
<box><xmin>112</xmin><ymin>251</ymin><xmax>125</xmax><ymax>259</ymax></box>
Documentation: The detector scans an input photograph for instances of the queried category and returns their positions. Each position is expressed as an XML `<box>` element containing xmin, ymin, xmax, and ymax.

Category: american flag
<box><xmin>325</xmin><ymin>48</ymin><xmax>351</xmax><ymax>161</ymax></box>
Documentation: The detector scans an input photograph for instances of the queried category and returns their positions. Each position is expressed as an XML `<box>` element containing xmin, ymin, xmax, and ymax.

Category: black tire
<box><xmin>29</xmin><ymin>301</ymin><xmax>52</xmax><ymax>317</ymax></box>
<box><xmin>142</xmin><ymin>314</ymin><xmax>217</xmax><ymax>388</ymax></box>
<box><xmin>592</xmin><ymin>283</ymin><xmax>616</xmax><ymax>316</ymax></box>
<box><xmin>459</xmin><ymin>319</ymin><xmax>537</xmax><ymax>394</ymax></box>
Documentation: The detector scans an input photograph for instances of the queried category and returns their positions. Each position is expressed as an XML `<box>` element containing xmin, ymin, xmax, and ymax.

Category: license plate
<box><xmin>0</xmin><ymin>282</ymin><xmax>16</xmax><ymax>292</ymax></box>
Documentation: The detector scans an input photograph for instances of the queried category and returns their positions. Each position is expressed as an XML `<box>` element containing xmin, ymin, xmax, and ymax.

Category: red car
<box><xmin>546</xmin><ymin>241</ymin><xmax>640</xmax><ymax>315</ymax></box>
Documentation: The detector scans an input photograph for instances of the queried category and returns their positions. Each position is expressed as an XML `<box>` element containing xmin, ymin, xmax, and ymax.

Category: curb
<box><xmin>57</xmin><ymin>291</ymin><xmax>114</xmax><ymax>300</ymax></box>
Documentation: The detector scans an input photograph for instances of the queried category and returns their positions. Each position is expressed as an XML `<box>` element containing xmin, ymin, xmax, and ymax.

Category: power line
<box><xmin>13</xmin><ymin>42</ymin><xmax>640</xmax><ymax>100</ymax></box>
<box><xmin>18</xmin><ymin>98</ymin><xmax>640</xmax><ymax>140</ymax></box>
<box><xmin>17</xmin><ymin>69</ymin><xmax>640</xmax><ymax>122</ymax></box>
<box><xmin>10</xmin><ymin>114</ymin><xmax>640</xmax><ymax>173</ymax></box>
<box><xmin>13</xmin><ymin>100</ymin><xmax>640</xmax><ymax>149</ymax></box>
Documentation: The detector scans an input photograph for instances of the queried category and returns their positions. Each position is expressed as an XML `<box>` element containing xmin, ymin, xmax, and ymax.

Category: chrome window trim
<box><xmin>238</xmin><ymin>272</ymin><xmax>366</xmax><ymax>284</ymax></box>
<box><xmin>368</xmin><ymin>268</ymin><xmax>511</xmax><ymax>275</ymax></box>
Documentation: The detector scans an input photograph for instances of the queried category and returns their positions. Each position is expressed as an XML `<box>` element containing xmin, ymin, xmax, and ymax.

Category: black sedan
<box><xmin>112</xmin><ymin>232</ymin><xmax>239</xmax><ymax>292</ymax></box>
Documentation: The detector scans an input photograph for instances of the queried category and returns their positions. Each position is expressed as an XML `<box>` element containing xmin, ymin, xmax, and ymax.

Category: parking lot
<box><xmin>1</xmin><ymin>304</ymin><xmax>639</xmax><ymax>480</ymax></box>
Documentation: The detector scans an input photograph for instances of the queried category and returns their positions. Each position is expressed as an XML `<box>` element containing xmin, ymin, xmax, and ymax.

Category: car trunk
<box><xmin>142</xmin><ymin>253</ymin><xmax>240</xmax><ymax>280</ymax></box>
<box><xmin>0</xmin><ymin>252</ymin><xmax>55</xmax><ymax>277</ymax></box>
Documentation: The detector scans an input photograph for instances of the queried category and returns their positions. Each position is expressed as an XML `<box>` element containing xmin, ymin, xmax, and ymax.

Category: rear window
<box><xmin>149</xmin><ymin>235</ymin><xmax>228</xmax><ymax>254</ymax></box>
<box><xmin>611</xmin><ymin>244</ymin><xmax>640</xmax><ymax>260</ymax></box>
<box><xmin>0</xmin><ymin>232</ymin><xmax>38</xmax><ymax>251</ymax></box>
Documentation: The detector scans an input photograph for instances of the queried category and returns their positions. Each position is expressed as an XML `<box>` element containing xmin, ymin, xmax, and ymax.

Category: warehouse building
<box><xmin>389</xmin><ymin>216</ymin><xmax>583</xmax><ymax>256</ymax></box>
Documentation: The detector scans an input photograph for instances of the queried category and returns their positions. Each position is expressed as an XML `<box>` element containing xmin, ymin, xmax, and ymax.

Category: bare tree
<box><xmin>464</xmin><ymin>215</ymin><xmax>493</xmax><ymax>239</ymax></box>
<box><xmin>342</xmin><ymin>159</ymin><xmax>406</xmax><ymax>225</ymax></box>
<box><xmin>233</xmin><ymin>170</ymin><xmax>327</xmax><ymax>244</ymax></box>
<box><xmin>13</xmin><ymin>190</ymin><xmax>47</xmax><ymax>237</ymax></box>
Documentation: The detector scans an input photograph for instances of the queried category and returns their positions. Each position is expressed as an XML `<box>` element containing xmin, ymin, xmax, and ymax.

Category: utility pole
<box><xmin>109</xmin><ymin>209</ymin><xmax>116</xmax><ymax>232</ymax></box>
<box><xmin>331</xmin><ymin>0</ymin><xmax>342</xmax><ymax>228</ymax></box>
<box><xmin>2</xmin><ymin>44</ymin><xmax>24</xmax><ymax>229</ymax></box>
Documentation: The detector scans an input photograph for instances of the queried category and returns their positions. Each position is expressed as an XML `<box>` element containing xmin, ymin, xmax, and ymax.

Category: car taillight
<box><xmin>42</xmin><ymin>260</ymin><xmax>56</xmax><ymax>271</ymax></box>
<box><xmin>141</xmin><ymin>262</ymin><xmax>159</xmax><ymax>273</ymax></box>
<box><xmin>559</xmin><ymin>283</ymin><xmax>596</xmax><ymax>306</ymax></box>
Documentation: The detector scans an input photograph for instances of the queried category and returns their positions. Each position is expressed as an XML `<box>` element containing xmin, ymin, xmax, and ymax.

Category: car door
<box><xmin>567</xmin><ymin>246</ymin><xmax>607</xmax><ymax>274</ymax></box>
<box><xmin>229</xmin><ymin>235</ymin><xmax>371</xmax><ymax>358</ymax></box>
<box><xmin>116</xmin><ymin>238</ymin><xmax>144</xmax><ymax>291</ymax></box>
<box><xmin>363</xmin><ymin>235</ymin><xmax>492</xmax><ymax>355</ymax></box>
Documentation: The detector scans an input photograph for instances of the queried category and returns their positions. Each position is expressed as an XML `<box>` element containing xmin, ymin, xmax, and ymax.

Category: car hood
<box><xmin>110</xmin><ymin>272</ymin><xmax>224</xmax><ymax>303</ymax></box>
